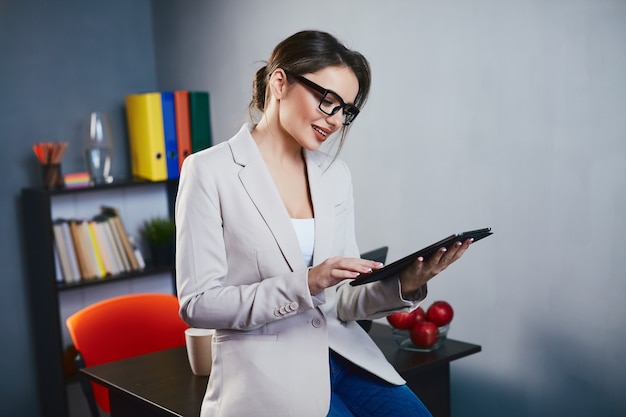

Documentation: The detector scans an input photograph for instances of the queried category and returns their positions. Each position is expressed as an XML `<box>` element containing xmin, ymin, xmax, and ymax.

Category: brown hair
<box><xmin>249</xmin><ymin>30</ymin><xmax>371</xmax><ymax>155</ymax></box>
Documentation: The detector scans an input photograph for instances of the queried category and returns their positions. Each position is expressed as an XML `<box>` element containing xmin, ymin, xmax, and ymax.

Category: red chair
<box><xmin>66</xmin><ymin>293</ymin><xmax>189</xmax><ymax>417</ymax></box>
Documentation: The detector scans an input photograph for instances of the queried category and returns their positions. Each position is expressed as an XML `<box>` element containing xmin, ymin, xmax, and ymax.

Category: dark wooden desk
<box><xmin>81</xmin><ymin>323</ymin><xmax>480</xmax><ymax>417</ymax></box>
<box><xmin>368</xmin><ymin>323</ymin><xmax>481</xmax><ymax>417</ymax></box>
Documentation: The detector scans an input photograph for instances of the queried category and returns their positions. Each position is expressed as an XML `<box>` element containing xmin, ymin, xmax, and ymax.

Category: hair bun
<box><xmin>251</xmin><ymin>65</ymin><xmax>268</xmax><ymax>112</ymax></box>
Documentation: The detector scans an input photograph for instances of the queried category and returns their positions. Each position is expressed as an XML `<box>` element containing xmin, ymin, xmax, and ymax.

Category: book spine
<box><xmin>97</xmin><ymin>219</ymin><xmax>123</xmax><ymax>275</ymax></box>
<box><xmin>128</xmin><ymin>235</ymin><xmax>146</xmax><ymax>270</ymax></box>
<box><xmin>104</xmin><ymin>216</ymin><xmax>131</xmax><ymax>273</ymax></box>
<box><xmin>60</xmin><ymin>220</ymin><xmax>81</xmax><ymax>283</ymax></box>
<box><xmin>80</xmin><ymin>220</ymin><xmax>103</xmax><ymax>279</ymax></box>
<box><xmin>100</xmin><ymin>206</ymin><xmax>140</xmax><ymax>271</ymax></box>
<box><xmin>53</xmin><ymin>245</ymin><xmax>63</xmax><ymax>283</ymax></box>
<box><xmin>89</xmin><ymin>220</ymin><xmax>113</xmax><ymax>276</ymax></box>
<box><xmin>69</xmin><ymin>221</ymin><xmax>93</xmax><ymax>280</ymax></box>
<box><xmin>52</xmin><ymin>221</ymin><xmax>72</xmax><ymax>284</ymax></box>
<box><xmin>102</xmin><ymin>219</ymin><xmax>127</xmax><ymax>274</ymax></box>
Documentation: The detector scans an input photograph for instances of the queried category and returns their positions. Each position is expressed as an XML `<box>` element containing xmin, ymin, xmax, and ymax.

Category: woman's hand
<box><xmin>398</xmin><ymin>239</ymin><xmax>473</xmax><ymax>297</ymax></box>
<box><xmin>307</xmin><ymin>257</ymin><xmax>383</xmax><ymax>296</ymax></box>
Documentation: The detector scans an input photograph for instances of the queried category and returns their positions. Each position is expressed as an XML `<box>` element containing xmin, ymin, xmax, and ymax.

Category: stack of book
<box><xmin>63</xmin><ymin>172</ymin><xmax>91</xmax><ymax>189</ymax></box>
<box><xmin>125</xmin><ymin>90</ymin><xmax>213</xmax><ymax>182</ymax></box>
<box><xmin>52</xmin><ymin>206</ymin><xmax>146</xmax><ymax>284</ymax></box>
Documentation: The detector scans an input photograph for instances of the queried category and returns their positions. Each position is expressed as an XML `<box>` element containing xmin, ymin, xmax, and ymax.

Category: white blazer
<box><xmin>176</xmin><ymin>124</ymin><xmax>424</xmax><ymax>417</ymax></box>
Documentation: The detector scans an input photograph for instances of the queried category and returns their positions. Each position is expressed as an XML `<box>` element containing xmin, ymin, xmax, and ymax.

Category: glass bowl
<box><xmin>391</xmin><ymin>324</ymin><xmax>449</xmax><ymax>352</ymax></box>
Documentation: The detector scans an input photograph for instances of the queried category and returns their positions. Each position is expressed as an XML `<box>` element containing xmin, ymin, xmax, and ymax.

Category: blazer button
<box><xmin>289</xmin><ymin>302</ymin><xmax>299</xmax><ymax>311</ymax></box>
<box><xmin>274</xmin><ymin>308</ymin><xmax>281</xmax><ymax>317</ymax></box>
<box><xmin>279</xmin><ymin>306</ymin><xmax>287</xmax><ymax>314</ymax></box>
<box><xmin>312</xmin><ymin>317</ymin><xmax>323</xmax><ymax>328</ymax></box>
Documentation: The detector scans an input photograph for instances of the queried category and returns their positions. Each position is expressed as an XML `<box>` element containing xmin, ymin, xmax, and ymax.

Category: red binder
<box><xmin>173</xmin><ymin>91</ymin><xmax>192</xmax><ymax>171</ymax></box>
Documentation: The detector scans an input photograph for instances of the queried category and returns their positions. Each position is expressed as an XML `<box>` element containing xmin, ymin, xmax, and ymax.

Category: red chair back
<box><xmin>66</xmin><ymin>293</ymin><xmax>189</xmax><ymax>413</ymax></box>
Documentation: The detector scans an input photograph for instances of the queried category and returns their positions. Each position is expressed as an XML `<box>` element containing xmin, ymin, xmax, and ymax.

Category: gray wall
<box><xmin>0</xmin><ymin>1</ymin><xmax>158</xmax><ymax>414</ymax></box>
<box><xmin>152</xmin><ymin>1</ymin><xmax>626</xmax><ymax>416</ymax></box>
<box><xmin>2</xmin><ymin>1</ymin><xmax>625</xmax><ymax>416</ymax></box>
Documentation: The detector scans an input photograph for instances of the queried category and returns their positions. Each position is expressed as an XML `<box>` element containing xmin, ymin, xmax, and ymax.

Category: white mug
<box><xmin>185</xmin><ymin>328</ymin><xmax>215</xmax><ymax>376</ymax></box>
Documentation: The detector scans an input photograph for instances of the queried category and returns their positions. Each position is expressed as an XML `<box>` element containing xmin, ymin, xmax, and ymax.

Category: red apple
<box><xmin>426</xmin><ymin>301</ymin><xmax>454</xmax><ymax>327</ymax></box>
<box><xmin>410</xmin><ymin>321</ymin><xmax>439</xmax><ymax>348</ymax></box>
<box><xmin>387</xmin><ymin>307</ymin><xmax>424</xmax><ymax>330</ymax></box>
<box><xmin>414</xmin><ymin>306</ymin><xmax>426</xmax><ymax>323</ymax></box>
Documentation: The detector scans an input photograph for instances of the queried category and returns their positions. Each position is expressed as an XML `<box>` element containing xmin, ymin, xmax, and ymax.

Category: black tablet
<box><xmin>351</xmin><ymin>227</ymin><xmax>493</xmax><ymax>286</ymax></box>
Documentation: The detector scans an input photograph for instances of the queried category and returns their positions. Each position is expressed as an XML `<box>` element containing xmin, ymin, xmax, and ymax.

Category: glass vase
<box><xmin>84</xmin><ymin>111</ymin><xmax>114</xmax><ymax>185</ymax></box>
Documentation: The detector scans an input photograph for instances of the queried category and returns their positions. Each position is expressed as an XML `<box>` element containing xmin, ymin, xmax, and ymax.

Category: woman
<box><xmin>176</xmin><ymin>30</ymin><xmax>471</xmax><ymax>417</ymax></box>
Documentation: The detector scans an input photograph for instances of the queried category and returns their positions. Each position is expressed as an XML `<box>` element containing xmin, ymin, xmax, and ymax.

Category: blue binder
<box><xmin>161</xmin><ymin>92</ymin><xmax>180</xmax><ymax>179</ymax></box>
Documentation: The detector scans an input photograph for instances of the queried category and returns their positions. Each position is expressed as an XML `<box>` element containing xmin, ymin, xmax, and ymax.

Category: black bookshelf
<box><xmin>21</xmin><ymin>178</ymin><xmax>178</xmax><ymax>417</ymax></box>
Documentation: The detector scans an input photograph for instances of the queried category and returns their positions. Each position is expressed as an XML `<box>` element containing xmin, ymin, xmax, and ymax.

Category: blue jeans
<box><xmin>327</xmin><ymin>351</ymin><xmax>433</xmax><ymax>417</ymax></box>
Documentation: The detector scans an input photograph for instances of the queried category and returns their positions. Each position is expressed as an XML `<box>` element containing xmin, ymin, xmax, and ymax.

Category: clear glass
<box><xmin>391</xmin><ymin>324</ymin><xmax>450</xmax><ymax>352</ymax></box>
<box><xmin>84</xmin><ymin>111</ymin><xmax>114</xmax><ymax>185</ymax></box>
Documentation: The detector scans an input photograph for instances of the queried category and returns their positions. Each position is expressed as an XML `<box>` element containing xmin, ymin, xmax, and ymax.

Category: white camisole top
<box><xmin>291</xmin><ymin>218</ymin><xmax>315</xmax><ymax>267</ymax></box>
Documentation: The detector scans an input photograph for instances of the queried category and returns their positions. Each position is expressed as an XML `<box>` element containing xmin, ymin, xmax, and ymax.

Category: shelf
<box><xmin>56</xmin><ymin>265</ymin><xmax>175</xmax><ymax>291</ymax></box>
<box><xmin>29</xmin><ymin>177</ymin><xmax>179</xmax><ymax>196</ymax></box>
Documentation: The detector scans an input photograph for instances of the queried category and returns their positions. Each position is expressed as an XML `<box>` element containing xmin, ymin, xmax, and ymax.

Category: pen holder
<box><xmin>42</xmin><ymin>163</ymin><xmax>64</xmax><ymax>189</ymax></box>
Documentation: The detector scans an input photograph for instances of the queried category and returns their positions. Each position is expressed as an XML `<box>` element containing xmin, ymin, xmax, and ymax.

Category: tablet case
<box><xmin>350</xmin><ymin>227</ymin><xmax>493</xmax><ymax>286</ymax></box>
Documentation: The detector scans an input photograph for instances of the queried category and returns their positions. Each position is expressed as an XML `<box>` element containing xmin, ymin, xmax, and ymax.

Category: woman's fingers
<box><xmin>399</xmin><ymin>239</ymin><xmax>473</xmax><ymax>295</ymax></box>
<box><xmin>331</xmin><ymin>257</ymin><xmax>382</xmax><ymax>275</ymax></box>
<box><xmin>430</xmin><ymin>238</ymin><xmax>472</xmax><ymax>268</ymax></box>
<box><xmin>309</xmin><ymin>257</ymin><xmax>384</xmax><ymax>294</ymax></box>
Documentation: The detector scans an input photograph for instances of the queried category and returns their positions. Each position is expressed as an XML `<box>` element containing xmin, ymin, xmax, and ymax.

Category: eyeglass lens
<box><xmin>320</xmin><ymin>91</ymin><xmax>358</xmax><ymax>125</ymax></box>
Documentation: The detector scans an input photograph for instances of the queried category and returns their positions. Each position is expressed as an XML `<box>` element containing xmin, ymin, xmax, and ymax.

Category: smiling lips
<box><xmin>312</xmin><ymin>125</ymin><xmax>330</xmax><ymax>141</ymax></box>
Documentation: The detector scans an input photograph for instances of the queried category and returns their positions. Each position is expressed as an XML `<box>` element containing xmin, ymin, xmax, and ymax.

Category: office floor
<box><xmin>67</xmin><ymin>381</ymin><xmax>110</xmax><ymax>417</ymax></box>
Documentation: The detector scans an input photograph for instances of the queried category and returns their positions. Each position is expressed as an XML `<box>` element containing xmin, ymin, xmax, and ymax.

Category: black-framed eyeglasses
<box><xmin>283</xmin><ymin>69</ymin><xmax>360</xmax><ymax>126</ymax></box>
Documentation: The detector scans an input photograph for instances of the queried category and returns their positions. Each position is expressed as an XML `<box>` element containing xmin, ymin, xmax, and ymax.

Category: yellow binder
<box><xmin>125</xmin><ymin>93</ymin><xmax>168</xmax><ymax>181</ymax></box>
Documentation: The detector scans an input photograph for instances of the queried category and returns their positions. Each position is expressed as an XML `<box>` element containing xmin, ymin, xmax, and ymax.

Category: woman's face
<box><xmin>278</xmin><ymin>66</ymin><xmax>359</xmax><ymax>151</ymax></box>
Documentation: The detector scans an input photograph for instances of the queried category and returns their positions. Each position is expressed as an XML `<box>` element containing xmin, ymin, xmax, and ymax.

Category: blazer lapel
<box><xmin>230</xmin><ymin>126</ymin><xmax>305</xmax><ymax>271</ymax></box>
<box><xmin>305</xmin><ymin>151</ymin><xmax>334</xmax><ymax>266</ymax></box>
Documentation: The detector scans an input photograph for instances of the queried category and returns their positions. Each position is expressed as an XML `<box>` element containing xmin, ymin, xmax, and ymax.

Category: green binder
<box><xmin>189</xmin><ymin>91</ymin><xmax>213</xmax><ymax>153</ymax></box>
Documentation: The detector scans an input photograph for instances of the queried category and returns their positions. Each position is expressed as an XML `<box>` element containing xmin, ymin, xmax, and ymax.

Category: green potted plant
<box><xmin>139</xmin><ymin>216</ymin><xmax>175</xmax><ymax>266</ymax></box>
